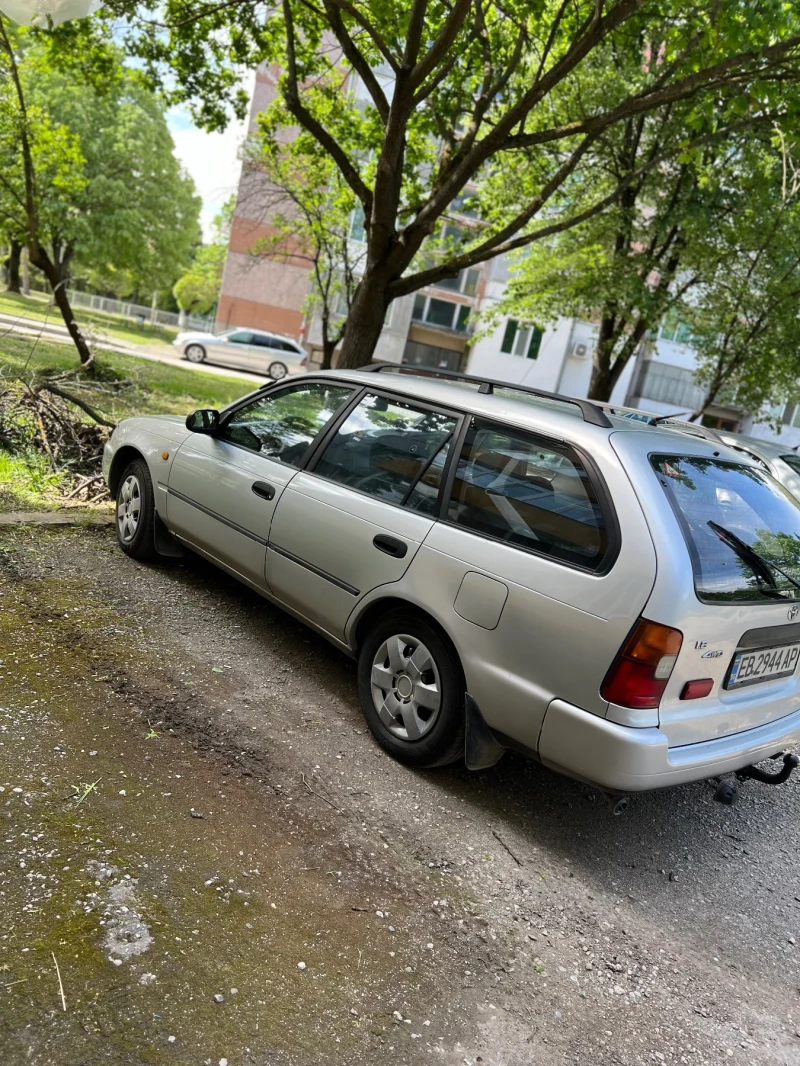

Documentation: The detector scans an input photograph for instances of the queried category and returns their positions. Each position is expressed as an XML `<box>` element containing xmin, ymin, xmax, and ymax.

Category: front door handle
<box><xmin>373</xmin><ymin>534</ymin><xmax>408</xmax><ymax>559</ymax></box>
<box><xmin>252</xmin><ymin>481</ymin><xmax>276</xmax><ymax>501</ymax></box>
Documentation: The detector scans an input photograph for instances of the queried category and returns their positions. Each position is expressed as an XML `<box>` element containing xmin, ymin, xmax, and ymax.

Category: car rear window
<box><xmin>652</xmin><ymin>454</ymin><xmax>800</xmax><ymax>603</ymax></box>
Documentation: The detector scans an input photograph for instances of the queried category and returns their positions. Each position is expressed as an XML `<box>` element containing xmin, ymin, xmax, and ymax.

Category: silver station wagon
<box><xmin>103</xmin><ymin>367</ymin><xmax>800</xmax><ymax>809</ymax></box>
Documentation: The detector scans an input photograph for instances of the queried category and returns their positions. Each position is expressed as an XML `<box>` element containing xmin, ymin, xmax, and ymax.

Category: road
<box><xmin>0</xmin><ymin>523</ymin><xmax>798</xmax><ymax>1066</ymax></box>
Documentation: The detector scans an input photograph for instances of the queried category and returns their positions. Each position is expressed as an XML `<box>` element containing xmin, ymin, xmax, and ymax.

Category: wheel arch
<box><xmin>350</xmin><ymin>596</ymin><xmax>466</xmax><ymax>688</ymax></box>
<box><xmin>108</xmin><ymin>445</ymin><xmax>147</xmax><ymax>497</ymax></box>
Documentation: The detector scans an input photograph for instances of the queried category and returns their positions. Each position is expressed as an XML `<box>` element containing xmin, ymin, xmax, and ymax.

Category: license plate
<box><xmin>727</xmin><ymin>642</ymin><xmax>800</xmax><ymax>688</ymax></box>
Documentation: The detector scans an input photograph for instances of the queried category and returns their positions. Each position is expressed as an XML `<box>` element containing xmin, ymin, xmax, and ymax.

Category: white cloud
<box><xmin>168</xmin><ymin>77</ymin><xmax>254</xmax><ymax>241</ymax></box>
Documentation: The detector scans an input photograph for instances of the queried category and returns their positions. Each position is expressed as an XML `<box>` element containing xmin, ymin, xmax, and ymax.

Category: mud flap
<box><xmin>154</xmin><ymin>511</ymin><xmax>184</xmax><ymax>558</ymax></box>
<box><xmin>465</xmin><ymin>695</ymin><xmax>505</xmax><ymax>770</ymax></box>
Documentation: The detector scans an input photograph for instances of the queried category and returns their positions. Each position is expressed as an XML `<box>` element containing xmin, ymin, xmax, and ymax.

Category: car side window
<box><xmin>447</xmin><ymin>421</ymin><xmax>610</xmax><ymax>570</ymax></box>
<box><xmin>219</xmin><ymin>383</ymin><xmax>354</xmax><ymax>465</ymax></box>
<box><xmin>227</xmin><ymin>331</ymin><xmax>253</xmax><ymax>345</ymax></box>
<box><xmin>313</xmin><ymin>393</ymin><xmax>459</xmax><ymax>507</ymax></box>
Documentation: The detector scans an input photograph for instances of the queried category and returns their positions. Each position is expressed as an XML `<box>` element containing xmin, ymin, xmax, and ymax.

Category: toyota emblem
<box><xmin>789</xmin><ymin>605</ymin><xmax>800</xmax><ymax>621</ymax></box>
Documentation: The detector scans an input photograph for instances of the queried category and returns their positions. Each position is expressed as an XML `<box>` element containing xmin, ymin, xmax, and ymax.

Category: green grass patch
<box><xmin>0</xmin><ymin>333</ymin><xmax>256</xmax><ymax>421</ymax></box>
<box><xmin>0</xmin><ymin>290</ymin><xmax>179</xmax><ymax>348</ymax></box>
<box><xmin>0</xmin><ymin>450</ymin><xmax>69</xmax><ymax>513</ymax></box>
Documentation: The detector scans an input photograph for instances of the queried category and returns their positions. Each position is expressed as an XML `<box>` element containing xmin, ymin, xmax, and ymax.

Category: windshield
<box><xmin>652</xmin><ymin>454</ymin><xmax>800</xmax><ymax>603</ymax></box>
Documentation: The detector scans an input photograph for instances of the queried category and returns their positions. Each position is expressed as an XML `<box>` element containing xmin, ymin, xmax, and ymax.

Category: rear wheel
<box><xmin>185</xmin><ymin>344</ymin><xmax>206</xmax><ymax>363</ymax></box>
<box><xmin>268</xmin><ymin>361</ymin><xmax>288</xmax><ymax>380</ymax></box>
<box><xmin>357</xmin><ymin>611</ymin><xmax>465</xmax><ymax>768</ymax></box>
<box><xmin>115</xmin><ymin>459</ymin><xmax>156</xmax><ymax>561</ymax></box>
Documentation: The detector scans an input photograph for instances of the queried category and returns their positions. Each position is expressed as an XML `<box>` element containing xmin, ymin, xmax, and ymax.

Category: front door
<box><xmin>266</xmin><ymin>391</ymin><xmax>460</xmax><ymax>638</ymax></box>
<box><xmin>167</xmin><ymin>380</ymin><xmax>357</xmax><ymax>588</ymax></box>
<box><xmin>211</xmin><ymin>331</ymin><xmax>259</xmax><ymax>371</ymax></box>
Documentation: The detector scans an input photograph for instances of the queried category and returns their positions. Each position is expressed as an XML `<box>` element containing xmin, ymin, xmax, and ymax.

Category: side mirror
<box><xmin>185</xmin><ymin>409</ymin><xmax>220</xmax><ymax>434</ymax></box>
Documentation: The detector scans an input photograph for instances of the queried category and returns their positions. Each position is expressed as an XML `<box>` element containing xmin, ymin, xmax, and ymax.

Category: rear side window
<box><xmin>447</xmin><ymin>421</ymin><xmax>610</xmax><ymax>570</ymax></box>
<box><xmin>314</xmin><ymin>393</ymin><xmax>458</xmax><ymax>507</ymax></box>
<box><xmin>652</xmin><ymin>454</ymin><xmax>800</xmax><ymax>603</ymax></box>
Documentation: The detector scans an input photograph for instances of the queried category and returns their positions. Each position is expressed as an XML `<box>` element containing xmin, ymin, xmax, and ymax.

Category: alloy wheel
<box><xmin>117</xmin><ymin>474</ymin><xmax>141</xmax><ymax>544</ymax></box>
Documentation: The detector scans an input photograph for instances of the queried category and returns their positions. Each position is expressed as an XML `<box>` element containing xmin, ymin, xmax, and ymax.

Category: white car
<box><xmin>173</xmin><ymin>328</ymin><xmax>307</xmax><ymax>380</ymax></box>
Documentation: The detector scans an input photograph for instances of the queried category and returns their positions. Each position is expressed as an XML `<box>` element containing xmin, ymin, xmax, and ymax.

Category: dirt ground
<box><xmin>1</xmin><ymin>524</ymin><xmax>799</xmax><ymax>1066</ymax></box>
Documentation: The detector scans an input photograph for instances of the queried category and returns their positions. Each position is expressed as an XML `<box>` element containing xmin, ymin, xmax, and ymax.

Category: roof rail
<box><xmin>362</xmin><ymin>363</ymin><xmax>613</xmax><ymax>428</ymax></box>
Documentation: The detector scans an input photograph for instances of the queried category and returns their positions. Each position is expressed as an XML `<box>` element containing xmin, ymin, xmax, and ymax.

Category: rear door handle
<box><xmin>373</xmin><ymin>534</ymin><xmax>408</xmax><ymax>558</ymax></box>
<box><xmin>252</xmin><ymin>481</ymin><xmax>276</xmax><ymax>501</ymax></box>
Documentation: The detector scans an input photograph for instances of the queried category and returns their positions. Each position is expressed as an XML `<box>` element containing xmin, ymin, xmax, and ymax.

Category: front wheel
<box><xmin>115</xmin><ymin>459</ymin><xmax>156</xmax><ymax>561</ymax></box>
<box><xmin>268</xmin><ymin>361</ymin><xmax>288</xmax><ymax>380</ymax></box>
<box><xmin>357</xmin><ymin>611</ymin><xmax>465</xmax><ymax>768</ymax></box>
<box><xmin>185</xmin><ymin>344</ymin><xmax>206</xmax><ymax>363</ymax></box>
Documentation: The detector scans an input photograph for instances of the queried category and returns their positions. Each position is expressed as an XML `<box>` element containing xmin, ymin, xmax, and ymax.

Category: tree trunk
<box><xmin>336</xmin><ymin>275</ymin><xmax>390</xmax><ymax>369</ymax></box>
<box><xmin>5</xmin><ymin>241</ymin><xmax>21</xmax><ymax>293</ymax></box>
<box><xmin>29</xmin><ymin>245</ymin><xmax>93</xmax><ymax>366</ymax></box>
<box><xmin>21</xmin><ymin>244</ymin><xmax>29</xmax><ymax>295</ymax></box>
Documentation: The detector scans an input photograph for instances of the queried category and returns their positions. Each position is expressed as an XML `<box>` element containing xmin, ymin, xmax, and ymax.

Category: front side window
<box><xmin>219</xmin><ymin>383</ymin><xmax>354</xmax><ymax>464</ymax></box>
<box><xmin>448</xmin><ymin>422</ymin><xmax>610</xmax><ymax>570</ymax></box>
<box><xmin>652</xmin><ymin>454</ymin><xmax>800</xmax><ymax>603</ymax></box>
<box><xmin>227</xmin><ymin>332</ymin><xmax>253</xmax><ymax>345</ymax></box>
<box><xmin>314</xmin><ymin>393</ymin><xmax>458</xmax><ymax>507</ymax></box>
<box><xmin>780</xmin><ymin>453</ymin><xmax>800</xmax><ymax>476</ymax></box>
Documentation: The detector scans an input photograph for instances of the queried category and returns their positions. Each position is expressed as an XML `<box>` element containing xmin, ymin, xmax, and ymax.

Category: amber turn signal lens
<box><xmin>161</xmin><ymin>452</ymin><xmax>169</xmax><ymax>460</ymax></box>
<box><xmin>601</xmin><ymin>618</ymin><xmax>684</xmax><ymax>710</ymax></box>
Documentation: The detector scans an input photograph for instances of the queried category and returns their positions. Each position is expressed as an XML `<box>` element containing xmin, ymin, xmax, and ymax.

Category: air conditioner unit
<box><xmin>571</xmin><ymin>342</ymin><xmax>589</xmax><ymax>359</ymax></box>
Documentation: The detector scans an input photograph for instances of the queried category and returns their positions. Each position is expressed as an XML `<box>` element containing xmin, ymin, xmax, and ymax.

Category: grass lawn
<box><xmin>0</xmin><ymin>290</ymin><xmax>180</xmax><ymax>348</ymax></box>
<box><xmin>0</xmin><ymin>334</ymin><xmax>258</xmax><ymax>512</ymax></box>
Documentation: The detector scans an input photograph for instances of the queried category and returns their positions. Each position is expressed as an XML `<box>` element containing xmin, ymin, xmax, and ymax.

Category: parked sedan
<box><xmin>102</xmin><ymin>367</ymin><xmax>800</xmax><ymax>805</ymax></box>
<box><xmin>173</xmin><ymin>328</ymin><xmax>307</xmax><ymax>380</ymax></box>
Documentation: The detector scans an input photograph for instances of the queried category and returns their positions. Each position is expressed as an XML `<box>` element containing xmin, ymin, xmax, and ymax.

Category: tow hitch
<box><xmin>713</xmin><ymin>751</ymin><xmax>798</xmax><ymax>805</ymax></box>
<box><xmin>737</xmin><ymin>750</ymin><xmax>799</xmax><ymax>785</ymax></box>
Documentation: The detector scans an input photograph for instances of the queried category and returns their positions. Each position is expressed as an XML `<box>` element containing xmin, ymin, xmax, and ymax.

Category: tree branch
<box><xmin>322</xmin><ymin>0</ymin><xmax>390</xmax><ymax>121</ymax></box>
<box><xmin>281</xmin><ymin>0</ymin><xmax>373</xmax><ymax>213</ymax></box>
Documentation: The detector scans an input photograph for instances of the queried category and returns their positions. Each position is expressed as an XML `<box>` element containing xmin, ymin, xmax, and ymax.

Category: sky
<box><xmin>167</xmin><ymin>78</ymin><xmax>253</xmax><ymax>242</ymax></box>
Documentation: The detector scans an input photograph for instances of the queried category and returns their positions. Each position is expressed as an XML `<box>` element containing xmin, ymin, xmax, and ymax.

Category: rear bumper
<box><xmin>538</xmin><ymin>699</ymin><xmax>800</xmax><ymax>792</ymax></box>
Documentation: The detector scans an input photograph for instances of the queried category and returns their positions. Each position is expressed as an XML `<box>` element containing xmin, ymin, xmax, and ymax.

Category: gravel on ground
<box><xmin>1</xmin><ymin>525</ymin><xmax>798</xmax><ymax>1066</ymax></box>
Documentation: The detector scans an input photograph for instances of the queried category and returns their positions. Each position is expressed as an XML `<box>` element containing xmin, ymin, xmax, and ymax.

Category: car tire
<box><xmin>115</xmin><ymin>458</ymin><xmax>157</xmax><ymax>561</ymax></box>
<box><xmin>268</xmin><ymin>361</ymin><xmax>288</xmax><ymax>380</ymax></box>
<box><xmin>357</xmin><ymin>610</ymin><xmax>465</xmax><ymax>768</ymax></box>
<box><xmin>185</xmin><ymin>344</ymin><xmax>206</xmax><ymax>363</ymax></box>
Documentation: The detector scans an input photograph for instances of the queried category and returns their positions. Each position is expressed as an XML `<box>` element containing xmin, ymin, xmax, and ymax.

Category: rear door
<box><xmin>166</xmin><ymin>380</ymin><xmax>356</xmax><ymax>588</ymax></box>
<box><xmin>266</xmin><ymin>390</ymin><xmax>461</xmax><ymax>638</ymax></box>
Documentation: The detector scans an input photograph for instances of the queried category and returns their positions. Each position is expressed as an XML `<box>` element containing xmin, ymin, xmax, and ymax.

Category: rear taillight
<box><xmin>601</xmin><ymin>619</ymin><xmax>683</xmax><ymax>709</ymax></box>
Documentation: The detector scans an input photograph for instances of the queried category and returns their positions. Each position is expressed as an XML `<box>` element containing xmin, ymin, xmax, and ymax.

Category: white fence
<box><xmin>27</xmin><ymin>279</ymin><xmax>214</xmax><ymax>332</ymax></box>
<box><xmin>65</xmin><ymin>290</ymin><xmax>214</xmax><ymax>332</ymax></box>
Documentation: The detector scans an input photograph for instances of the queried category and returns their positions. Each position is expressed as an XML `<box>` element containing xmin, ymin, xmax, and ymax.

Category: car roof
<box><xmin>313</xmin><ymin>367</ymin><xmax>745</xmax><ymax>460</ymax></box>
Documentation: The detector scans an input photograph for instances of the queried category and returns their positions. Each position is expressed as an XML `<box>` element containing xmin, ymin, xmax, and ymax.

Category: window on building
<box><xmin>435</xmin><ymin>268</ymin><xmax>480</xmax><ymax>296</ymax></box>
<box><xmin>782</xmin><ymin>402</ymin><xmax>800</xmax><ymax>429</ymax></box>
<box><xmin>350</xmin><ymin>206</ymin><xmax>366</xmax><ymax>243</ymax></box>
<box><xmin>659</xmin><ymin>312</ymin><xmax>693</xmax><ymax>345</ymax></box>
<box><xmin>450</xmin><ymin>190</ymin><xmax>479</xmax><ymax>218</ymax></box>
<box><xmin>411</xmin><ymin>294</ymin><xmax>469</xmax><ymax>332</ymax></box>
<box><xmin>500</xmin><ymin>319</ymin><xmax>543</xmax><ymax>359</ymax></box>
<box><xmin>636</xmin><ymin>361</ymin><xmax>705</xmax><ymax>409</ymax></box>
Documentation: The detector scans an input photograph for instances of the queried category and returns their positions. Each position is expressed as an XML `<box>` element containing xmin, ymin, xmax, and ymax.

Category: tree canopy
<box><xmin>113</xmin><ymin>0</ymin><xmax>800</xmax><ymax>367</ymax></box>
<box><xmin>0</xmin><ymin>19</ymin><xmax>200</xmax><ymax>362</ymax></box>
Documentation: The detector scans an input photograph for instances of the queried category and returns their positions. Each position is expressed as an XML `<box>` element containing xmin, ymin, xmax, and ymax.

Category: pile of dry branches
<box><xmin>0</xmin><ymin>370</ymin><xmax>116</xmax><ymax>504</ymax></box>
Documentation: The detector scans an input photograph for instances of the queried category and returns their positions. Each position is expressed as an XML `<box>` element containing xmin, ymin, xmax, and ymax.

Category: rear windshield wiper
<box><xmin>708</xmin><ymin>520</ymin><xmax>800</xmax><ymax>595</ymax></box>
